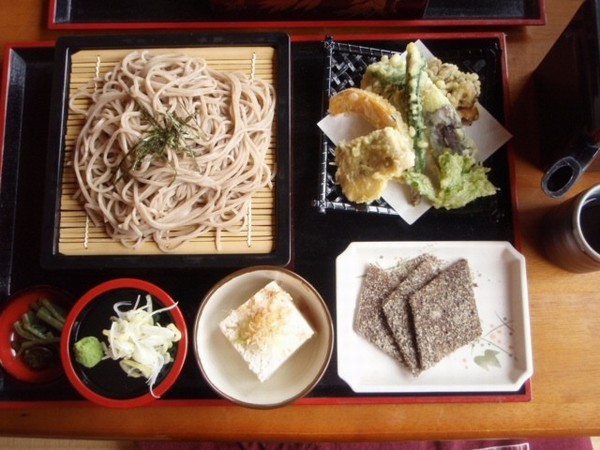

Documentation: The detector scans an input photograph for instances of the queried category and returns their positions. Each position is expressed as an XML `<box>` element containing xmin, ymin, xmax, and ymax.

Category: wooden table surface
<box><xmin>1</xmin><ymin>0</ymin><xmax>600</xmax><ymax>441</ymax></box>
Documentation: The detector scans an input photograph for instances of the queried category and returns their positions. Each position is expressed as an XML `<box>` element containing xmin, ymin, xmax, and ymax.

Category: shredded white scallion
<box><xmin>102</xmin><ymin>294</ymin><xmax>182</xmax><ymax>398</ymax></box>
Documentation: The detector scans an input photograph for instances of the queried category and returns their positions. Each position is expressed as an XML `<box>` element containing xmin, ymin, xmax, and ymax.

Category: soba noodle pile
<box><xmin>69</xmin><ymin>51</ymin><xmax>275</xmax><ymax>252</ymax></box>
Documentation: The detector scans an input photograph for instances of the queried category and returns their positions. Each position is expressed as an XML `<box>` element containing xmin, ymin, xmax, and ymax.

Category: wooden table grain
<box><xmin>1</xmin><ymin>0</ymin><xmax>599</xmax><ymax>441</ymax></box>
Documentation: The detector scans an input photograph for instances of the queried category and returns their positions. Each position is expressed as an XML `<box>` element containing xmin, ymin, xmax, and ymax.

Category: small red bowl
<box><xmin>61</xmin><ymin>278</ymin><xmax>187</xmax><ymax>408</ymax></box>
<box><xmin>0</xmin><ymin>285</ymin><xmax>73</xmax><ymax>384</ymax></box>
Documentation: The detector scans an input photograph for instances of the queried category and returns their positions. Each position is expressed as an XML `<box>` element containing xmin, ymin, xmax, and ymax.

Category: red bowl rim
<box><xmin>60</xmin><ymin>278</ymin><xmax>188</xmax><ymax>408</ymax></box>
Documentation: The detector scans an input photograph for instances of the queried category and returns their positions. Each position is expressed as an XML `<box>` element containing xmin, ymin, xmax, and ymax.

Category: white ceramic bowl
<box><xmin>193</xmin><ymin>266</ymin><xmax>333</xmax><ymax>408</ymax></box>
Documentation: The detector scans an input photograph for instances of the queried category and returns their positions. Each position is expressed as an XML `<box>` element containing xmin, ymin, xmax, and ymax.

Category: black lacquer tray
<box><xmin>48</xmin><ymin>0</ymin><xmax>546</xmax><ymax>30</ymax></box>
<box><xmin>0</xmin><ymin>34</ymin><xmax>529</xmax><ymax>406</ymax></box>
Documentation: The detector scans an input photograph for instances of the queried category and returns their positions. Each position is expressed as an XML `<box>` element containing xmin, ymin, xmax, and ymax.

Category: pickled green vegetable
<box><xmin>12</xmin><ymin>297</ymin><xmax>67</xmax><ymax>371</ymax></box>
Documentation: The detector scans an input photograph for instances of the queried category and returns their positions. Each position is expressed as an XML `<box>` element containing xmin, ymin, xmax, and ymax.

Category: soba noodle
<box><xmin>69</xmin><ymin>51</ymin><xmax>275</xmax><ymax>252</ymax></box>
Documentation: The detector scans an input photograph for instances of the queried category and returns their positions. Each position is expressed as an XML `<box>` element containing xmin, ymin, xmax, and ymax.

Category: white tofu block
<box><xmin>219</xmin><ymin>281</ymin><xmax>315</xmax><ymax>382</ymax></box>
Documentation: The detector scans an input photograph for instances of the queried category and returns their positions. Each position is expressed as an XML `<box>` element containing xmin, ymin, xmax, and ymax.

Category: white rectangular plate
<box><xmin>336</xmin><ymin>241</ymin><xmax>533</xmax><ymax>393</ymax></box>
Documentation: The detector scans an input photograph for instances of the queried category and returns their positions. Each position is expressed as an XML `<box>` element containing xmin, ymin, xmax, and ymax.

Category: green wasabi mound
<box><xmin>73</xmin><ymin>336</ymin><xmax>104</xmax><ymax>368</ymax></box>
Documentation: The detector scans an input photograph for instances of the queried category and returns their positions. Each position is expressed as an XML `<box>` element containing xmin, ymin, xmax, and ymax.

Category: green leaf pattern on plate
<box><xmin>473</xmin><ymin>313</ymin><xmax>515</xmax><ymax>371</ymax></box>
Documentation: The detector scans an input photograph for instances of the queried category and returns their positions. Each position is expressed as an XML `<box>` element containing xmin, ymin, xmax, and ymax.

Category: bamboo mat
<box><xmin>59</xmin><ymin>46</ymin><xmax>279</xmax><ymax>256</ymax></box>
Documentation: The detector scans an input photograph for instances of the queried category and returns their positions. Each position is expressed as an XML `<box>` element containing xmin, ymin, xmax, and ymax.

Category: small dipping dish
<box><xmin>61</xmin><ymin>278</ymin><xmax>187</xmax><ymax>407</ymax></box>
<box><xmin>193</xmin><ymin>266</ymin><xmax>333</xmax><ymax>409</ymax></box>
<box><xmin>0</xmin><ymin>286</ymin><xmax>73</xmax><ymax>384</ymax></box>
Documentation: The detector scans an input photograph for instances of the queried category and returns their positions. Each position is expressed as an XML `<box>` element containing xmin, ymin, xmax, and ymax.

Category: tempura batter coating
<box><xmin>328</xmin><ymin>88</ymin><xmax>407</xmax><ymax>132</ymax></box>
<box><xmin>335</xmin><ymin>127</ymin><xmax>414</xmax><ymax>204</ymax></box>
<box><xmin>426</xmin><ymin>58</ymin><xmax>481</xmax><ymax>124</ymax></box>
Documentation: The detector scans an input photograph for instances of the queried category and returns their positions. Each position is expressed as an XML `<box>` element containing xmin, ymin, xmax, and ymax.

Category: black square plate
<box><xmin>314</xmin><ymin>37</ymin><xmax>511</xmax><ymax>223</ymax></box>
<box><xmin>41</xmin><ymin>32</ymin><xmax>291</xmax><ymax>270</ymax></box>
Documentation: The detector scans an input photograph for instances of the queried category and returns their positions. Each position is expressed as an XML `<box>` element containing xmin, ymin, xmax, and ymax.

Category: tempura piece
<box><xmin>426</xmin><ymin>57</ymin><xmax>481</xmax><ymax>124</ymax></box>
<box><xmin>335</xmin><ymin>127</ymin><xmax>414</xmax><ymax>204</ymax></box>
<box><xmin>328</xmin><ymin>88</ymin><xmax>406</xmax><ymax>132</ymax></box>
<box><xmin>360</xmin><ymin>51</ymin><xmax>482</xmax><ymax>125</ymax></box>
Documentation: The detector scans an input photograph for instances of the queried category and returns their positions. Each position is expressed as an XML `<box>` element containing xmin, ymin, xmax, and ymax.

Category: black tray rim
<box><xmin>40</xmin><ymin>32</ymin><xmax>292</xmax><ymax>271</ymax></box>
<box><xmin>47</xmin><ymin>0</ymin><xmax>547</xmax><ymax>30</ymax></box>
